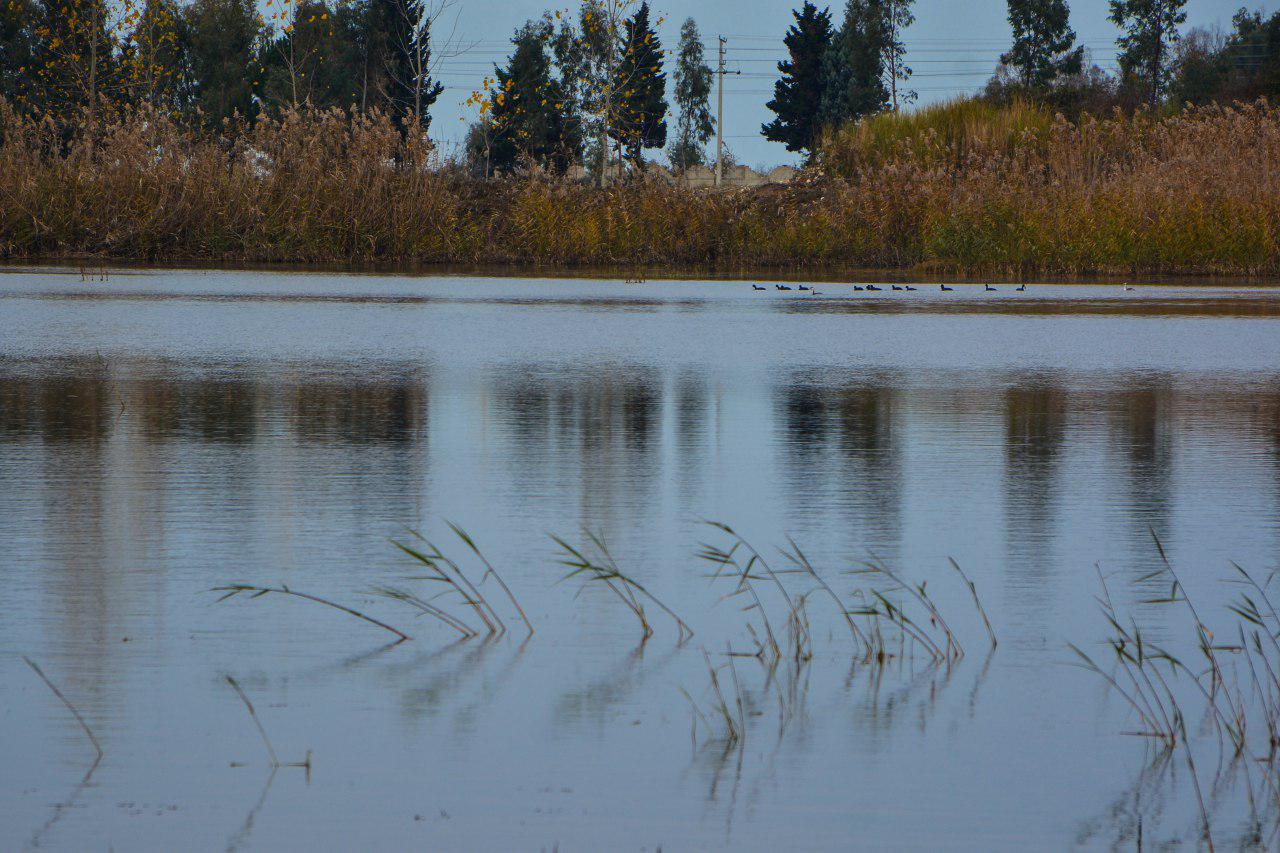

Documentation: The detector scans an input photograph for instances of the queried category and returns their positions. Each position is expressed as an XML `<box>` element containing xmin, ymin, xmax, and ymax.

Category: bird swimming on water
<box><xmin>905</xmin><ymin>286</ymin><xmax>917</xmax><ymax>292</ymax></box>
<box><xmin>940</xmin><ymin>284</ymin><xmax>954</xmax><ymax>292</ymax></box>
<box><xmin>866</xmin><ymin>284</ymin><xmax>883</xmax><ymax>291</ymax></box>
<box><xmin>776</xmin><ymin>284</ymin><xmax>792</xmax><ymax>291</ymax></box>
<box><xmin>752</xmin><ymin>284</ymin><xmax>766</xmax><ymax>290</ymax></box>
<box><xmin>853</xmin><ymin>286</ymin><xmax>865</xmax><ymax>291</ymax></box>
<box><xmin>985</xmin><ymin>284</ymin><xmax>997</xmax><ymax>292</ymax></box>
<box><xmin>891</xmin><ymin>285</ymin><xmax>903</xmax><ymax>291</ymax></box>
<box><xmin>798</xmin><ymin>285</ymin><xmax>811</xmax><ymax>291</ymax></box>
<box><xmin>1016</xmin><ymin>284</ymin><xmax>1026</xmax><ymax>292</ymax></box>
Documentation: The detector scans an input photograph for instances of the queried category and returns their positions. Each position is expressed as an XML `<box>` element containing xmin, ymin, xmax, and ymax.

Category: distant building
<box><xmin>680</xmin><ymin>164</ymin><xmax>798</xmax><ymax>189</ymax></box>
<box><xmin>561</xmin><ymin>162</ymin><xmax>799</xmax><ymax>189</ymax></box>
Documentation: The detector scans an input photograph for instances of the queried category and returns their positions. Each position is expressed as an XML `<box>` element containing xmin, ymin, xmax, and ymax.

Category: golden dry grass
<box><xmin>2</xmin><ymin>98</ymin><xmax>1279</xmax><ymax>276</ymax></box>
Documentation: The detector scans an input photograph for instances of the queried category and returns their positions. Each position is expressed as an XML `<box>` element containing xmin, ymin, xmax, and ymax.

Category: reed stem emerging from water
<box><xmin>553</xmin><ymin>530</ymin><xmax>693</xmax><ymax>644</ymax></box>
<box><xmin>24</xmin><ymin>656</ymin><xmax>103</xmax><ymax>761</ymax></box>
<box><xmin>210</xmin><ymin>584</ymin><xmax>410</xmax><ymax>642</ymax></box>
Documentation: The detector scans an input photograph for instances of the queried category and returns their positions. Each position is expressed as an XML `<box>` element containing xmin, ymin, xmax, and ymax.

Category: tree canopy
<box><xmin>609</xmin><ymin>1</ymin><xmax>666</xmax><ymax>168</ymax></box>
<box><xmin>763</xmin><ymin>3</ymin><xmax>834</xmax><ymax>155</ymax></box>
<box><xmin>1110</xmin><ymin>0</ymin><xmax>1187</xmax><ymax>105</ymax></box>
<box><xmin>669</xmin><ymin>17</ymin><xmax>713</xmax><ymax>170</ymax></box>
<box><xmin>821</xmin><ymin>0</ymin><xmax>890</xmax><ymax>128</ymax></box>
<box><xmin>1002</xmin><ymin>0</ymin><xmax>1084</xmax><ymax>89</ymax></box>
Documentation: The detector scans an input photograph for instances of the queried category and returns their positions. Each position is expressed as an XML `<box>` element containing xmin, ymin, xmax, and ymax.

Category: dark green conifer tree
<box><xmin>610</xmin><ymin>1</ymin><xmax>667</xmax><ymax>168</ymax></box>
<box><xmin>763</xmin><ymin>3</ymin><xmax>835</xmax><ymax>154</ymax></box>
<box><xmin>377</xmin><ymin>0</ymin><xmax>444</xmax><ymax>129</ymax></box>
<box><xmin>820</xmin><ymin>0</ymin><xmax>890</xmax><ymax>128</ymax></box>
<box><xmin>487</xmin><ymin>19</ymin><xmax>580</xmax><ymax>173</ymax></box>
<box><xmin>185</xmin><ymin>0</ymin><xmax>259</xmax><ymax>124</ymax></box>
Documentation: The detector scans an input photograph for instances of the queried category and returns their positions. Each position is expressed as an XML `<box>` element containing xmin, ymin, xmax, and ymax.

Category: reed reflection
<box><xmin>0</xmin><ymin>368</ymin><xmax>120</xmax><ymax>710</ymax></box>
<box><xmin>1110</xmin><ymin>381</ymin><xmax>1175</xmax><ymax>567</ymax></box>
<box><xmin>290</xmin><ymin>376</ymin><xmax>426</xmax><ymax>445</ymax></box>
<box><xmin>778</xmin><ymin>379</ymin><xmax>902</xmax><ymax>556</ymax></box>
<box><xmin>673</xmin><ymin>372</ymin><xmax>712</xmax><ymax>509</ymax></box>
<box><xmin>1002</xmin><ymin>381</ymin><xmax>1067</xmax><ymax>611</ymax></box>
<box><xmin>490</xmin><ymin>367</ymin><xmax>663</xmax><ymax>549</ymax></box>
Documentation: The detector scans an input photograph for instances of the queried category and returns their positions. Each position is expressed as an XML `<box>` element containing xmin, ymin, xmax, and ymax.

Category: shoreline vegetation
<box><xmin>3</xmin><ymin>97</ymin><xmax>1280</xmax><ymax>277</ymax></box>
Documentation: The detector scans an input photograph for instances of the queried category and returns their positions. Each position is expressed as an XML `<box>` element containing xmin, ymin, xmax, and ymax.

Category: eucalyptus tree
<box><xmin>1002</xmin><ymin>0</ymin><xmax>1084</xmax><ymax>90</ymax></box>
<box><xmin>122</xmin><ymin>0</ymin><xmax>191</xmax><ymax>112</ymax></box>
<box><xmin>669</xmin><ymin>17</ymin><xmax>713</xmax><ymax>170</ymax></box>
<box><xmin>882</xmin><ymin>0</ymin><xmax>914</xmax><ymax>109</ymax></box>
<box><xmin>1109</xmin><ymin>0</ymin><xmax>1187</xmax><ymax>106</ymax></box>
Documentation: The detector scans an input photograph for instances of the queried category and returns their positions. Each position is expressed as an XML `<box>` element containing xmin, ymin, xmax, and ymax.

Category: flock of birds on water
<box><xmin>751</xmin><ymin>283</ymin><xmax>1137</xmax><ymax>295</ymax></box>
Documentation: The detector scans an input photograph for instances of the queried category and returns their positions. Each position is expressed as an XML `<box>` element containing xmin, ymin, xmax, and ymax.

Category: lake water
<box><xmin>1</xmin><ymin>268</ymin><xmax>1278</xmax><ymax>851</ymax></box>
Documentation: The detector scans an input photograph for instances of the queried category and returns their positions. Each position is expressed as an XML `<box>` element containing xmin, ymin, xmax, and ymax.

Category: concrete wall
<box><xmin>562</xmin><ymin>162</ymin><xmax>799</xmax><ymax>189</ymax></box>
<box><xmin>680</xmin><ymin>164</ymin><xmax>797</xmax><ymax>189</ymax></box>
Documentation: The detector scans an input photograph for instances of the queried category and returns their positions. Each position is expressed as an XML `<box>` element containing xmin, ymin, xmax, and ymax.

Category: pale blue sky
<box><xmin>429</xmin><ymin>0</ymin><xmax>1278</xmax><ymax>166</ymax></box>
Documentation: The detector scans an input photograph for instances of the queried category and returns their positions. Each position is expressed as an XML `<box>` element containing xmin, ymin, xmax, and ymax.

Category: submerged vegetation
<box><xmin>4</xmin><ymin>97</ymin><xmax>1280</xmax><ymax>276</ymax></box>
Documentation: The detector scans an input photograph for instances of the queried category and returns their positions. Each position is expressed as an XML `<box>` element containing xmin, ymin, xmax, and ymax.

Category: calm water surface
<box><xmin>2</xmin><ymin>269</ymin><xmax>1279</xmax><ymax>850</ymax></box>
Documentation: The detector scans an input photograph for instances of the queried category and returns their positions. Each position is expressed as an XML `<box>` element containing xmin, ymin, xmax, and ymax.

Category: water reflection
<box><xmin>0</xmin><ymin>369</ymin><xmax>113</xmax><ymax>441</ymax></box>
<box><xmin>673</xmin><ymin>372</ymin><xmax>712</xmax><ymax>509</ymax></box>
<box><xmin>490</xmin><ymin>368</ymin><xmax>664</xmax><ymax>545</ymax></box>
<box><xmin>290</xmin><ymin>378</ymin><xmax>426</xmax><ymax>445</ymax></box>
<box><xmin>1002</xmin><ymin>381</ymin><xmax>1067</xmax><ymax>612</ymax></box>
<box><xmin>1110</xmin><ymin>381</ymin><xmax>1176</xmax><ymax>568</ymax></box>
<box><xmin>3</xmin><ymin>332</ymin><xmax>1280</xmax><ymax>849</ymax></box>
<box><xmin>778</xmin><ymin>379</ymin><xmax>901</xmax><ymax>556</ymax></box>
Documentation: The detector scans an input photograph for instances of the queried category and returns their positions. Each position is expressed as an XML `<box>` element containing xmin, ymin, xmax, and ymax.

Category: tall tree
<box><xmin>556</xmin><ymin>0</ymin><xmax>642</xmax><ymax>183</ymax></box>
<box><xmin>185</xmin><ymin>0</ymin><xmax>258</xmax><ymax>125</ymax></box>
<box><xmin>1109</xmin><ymin>0</ymin><xmax>1187</xmax><ymax>106</ymax></box>
<box><xmin>668</xmin><ymin>17</ymin><xmax>712</xmax><ymax>171</ymax></box>
<box><xmin>33</xmin><ymin>0</ymin><xmax>120</xmax><ymax>120</ymax></box>
<box><xmin>883</xmin><ymin>0</ymin><xmax>914</xmax><ymax>109</ymax></box>
<box><xmin>376</xmin><ymin>0</ymin><xmax>445</xmax><ymax>130</ymax></box>
<box><xmin>327</xmin><ymin>0</ymin><xmax>377</xmax><ymax>111</ymax></box>
<box><xmin>821</xmin><ymin>0</ymin><xmax>890</xmax><ymax>128</ymax></box>
<box><xmin>1219</xmin><ymin>9</ymin><xmax>1280</xmax><ymax>100</ymax></box>
<box><xmin>0</xmin><ymin>0</ymin><xmax>39</xmax><ymax>108</ymax></box>
<box><xmin>1171</xmin><ymin>10</ymin><xmax>1280</xmax><ymax>105</ymax></box>
<box><xmin>763</xmin><ymin>3</ymin><xmax>834</xmax><ymax>154</ymax></box>
<box><xmin>258</xmin><ymin>0</ymin><xmax>341</xmax><ymax>111</ymax></box>
<box><xmin>486</xmin><ymin>18</ymin><xmax>580</xmax><ymax>173</ymax></box>
<box><xmin>610</xmin><ymin>0</ymin><xmax>666</xmax><ymax>169</ymax></box>
<box><xmin>122</xmin><ymin>0</ymin><xmax>191</xmax><ymax>112</ymax></box>
<box><xmin>1002</xmin><ymin>0</ymin><xmax>1083</xmax><ymax>89</ymax></box>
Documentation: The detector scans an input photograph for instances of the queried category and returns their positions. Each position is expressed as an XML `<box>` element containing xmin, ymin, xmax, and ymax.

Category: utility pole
<box><xmin>715</xmin><ymin>37</ymin><xmax>725</xmax><ymax>188</ymax></box>
<box><xmin>714</xmin><ymin>37</ymin><xmax>739</xmax><ymax>189</ymax></box>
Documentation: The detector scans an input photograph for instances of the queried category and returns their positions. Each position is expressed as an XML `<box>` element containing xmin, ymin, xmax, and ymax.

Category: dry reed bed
<box><xmin>3</xmin><ymin>99</ymin><xmax>1280</xmax><ymax>275</ymax></box>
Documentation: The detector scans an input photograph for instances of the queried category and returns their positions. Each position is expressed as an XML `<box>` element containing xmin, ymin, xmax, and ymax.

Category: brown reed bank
<box><xmin>3</xmin><ymin>98</ymin><xmax>1280</xmax><ymax>276</ymax></box>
